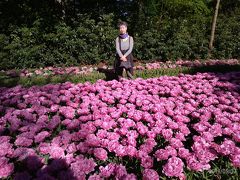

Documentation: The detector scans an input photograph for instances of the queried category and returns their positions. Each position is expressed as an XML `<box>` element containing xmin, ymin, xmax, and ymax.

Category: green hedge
<box><xmin>0</xmin><ymin>14</ymin><xmax>118</xmax><ymax>70</ymax></box>
<box><xmin>0</xmin><ymin>8</ymin><xmax>239</xmax><ymax>70</ymax></box>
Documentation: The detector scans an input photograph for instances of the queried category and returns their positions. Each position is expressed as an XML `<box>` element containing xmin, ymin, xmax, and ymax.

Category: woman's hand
<box><xmin>120</xmin><ymin>56</ymin><xmax>127</xmax><ymax>61</ymax></box>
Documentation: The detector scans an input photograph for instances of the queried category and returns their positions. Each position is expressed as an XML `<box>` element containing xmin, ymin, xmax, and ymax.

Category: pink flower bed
<box><xmin>141</xmin><ymin>59</ymin><xmax>239</xmax><ymax>70</ymax></box>
<box><xmin>3</xmin><ymin>66</ymin><xmax>97</xmax><ymax>77</ymax></box>
<box><xmin>0</xmin><ymin>71</ymin><xmax>240</xmax><ymax>179</ymax></box>
<box><xmin>2</xmin><ymin>59</ymin><xmax>239</xmax><ymax>77</ymax></box>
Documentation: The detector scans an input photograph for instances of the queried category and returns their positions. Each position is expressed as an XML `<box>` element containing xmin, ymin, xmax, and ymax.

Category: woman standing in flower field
<box><xmin>114</xmin><ymin>21</ymin><xmax>134</xmax><ymax>80</ymax></box>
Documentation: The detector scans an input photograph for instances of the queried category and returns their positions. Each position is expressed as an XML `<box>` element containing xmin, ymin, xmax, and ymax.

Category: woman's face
<box><xmin>119</xmin><ymin>25</ymin><xmax>127</xmax><ymax>34</ymax></box>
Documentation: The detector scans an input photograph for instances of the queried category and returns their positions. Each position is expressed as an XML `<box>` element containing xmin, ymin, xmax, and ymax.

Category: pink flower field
<box><xmin>0</xmin><ymin>71</ymin><xmax>240</xmax><ymax>179</ymax></box>
<box><xmin>2</xmin><ymin>59</ymin><xmax>239</xmax><ymax>77</ymax></box>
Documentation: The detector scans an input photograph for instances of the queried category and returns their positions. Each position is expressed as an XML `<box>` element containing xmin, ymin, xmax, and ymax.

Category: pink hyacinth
<box><xmin>93</xmin><ymin>148</ymin><xmax>108</xmax><ymax>161</ymax></box>
<box><xmin>230</xmin><ymin>153</ymin><xmax>240</xmax><ymax>168</ymax></box>
<box><xmin>217</xmin><ymin>139</ymin><xmax>236</xmax><ymax>156</ymax></box>
<box><xmin>161</xmin><ymin>129</ymin><xmax>173</xmax><ymax>140</ymax></box>
<box><xmin>142</xmin><ymin>169</ymin><xmax>159</xmax><ymax>180</ymax></box>
<box><xmin>34</xmin><ymin>131</ymin><xmax>50</xmax><ymax>143</ymax></box>
<box><xmin>49</xmin><ymin>144</ymin><xmax>65</xmax><ymax>159</ymax></box>
<box><xmin>70</xmin><ymin>157</ymin><xmax>96</xmax><ymax>175</ymax></box>
<box><xmin>59</xmin><ymin>106</ymin><xmax>76</xmax><ymax>119</ymax></box>
<box><xmin>162</xmin><ymin>157</ymin><xmax>184</xmax><ymax>177</ymax></box>
<box><xmin>0</xmin><ymin>140</ymin><xmax>14</xmax><ymax>157</ymax></box>
<box><xmin>141</xmin><ymin>156</ymin><xmax>154</xmax><ymax>168</ymax></box>
<box><xmin>88</xmin><ymin>174</ymin><xmax>102</xmax><ymax>180</ymax></box>
<box><xmin>99</xmin><ymin>163</ymin><xmax>116</xmax><ymax>178</ymax></box>
<box><xmin>115</xmin><ymin>164</ymin><xmax>128</xmax><ymax>179</ymax></box>
<box><xmin>85</xmin><ymin>134</ymin><xmax>101</xmax><ymax>147</ymax></box>
<box><xmin>0</xmin><ymin>157</ymin><xmax>14</xmax><ymax>178</ymax></box>
<box><xmin>15</xmin><ymin>137</ymin><xmax>33</xmax><ymax>147</ymax></box>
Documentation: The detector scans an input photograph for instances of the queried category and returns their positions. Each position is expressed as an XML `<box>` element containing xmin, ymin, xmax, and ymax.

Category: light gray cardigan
<box><xmin>115</xmin><ymin>36</ymin><xmax>134</xmax><ymax>57</ymax></box>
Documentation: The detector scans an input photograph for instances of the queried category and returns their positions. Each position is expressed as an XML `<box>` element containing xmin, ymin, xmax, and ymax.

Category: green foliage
<box><xmin>0</xmin><ymin>0</ymin><xmax>239</xmax><ymax>70</ymax></box>
<box><xmin>212</xmin><ymin>8</ymin><xmax>240</xmax><ymax>59</ymax></box>
<box><xmin>0</xmin><ymin>13</ymin><xmax>118</xmax><ymax>70</ymax></box>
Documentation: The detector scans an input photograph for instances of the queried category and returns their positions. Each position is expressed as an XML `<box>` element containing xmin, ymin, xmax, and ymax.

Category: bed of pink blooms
<box><xmin>2</xmin><ymin>59</ymin><xmax>239</xmax><ymax>77</ymax></box>
<box><xmin>0</xmin><ymin>71</ymin><xmax>240</xmax><ymax>179</ymax></box>
<box><xmin>140</xmin><ymin>58</ymin><xmax>240</xmax><ymax>70</ymax></box>
<box><xmin>2</xmin><ymin>66</ymin><xmax>98</xmax><ymax>77</ymax></box>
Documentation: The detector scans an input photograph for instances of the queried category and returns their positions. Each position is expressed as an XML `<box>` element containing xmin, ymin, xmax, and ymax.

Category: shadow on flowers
<box><xmin>4</xmin><ymin>155</ymin><xmax>75</xmax><ymax>180</ymax></box>
<box><xmin>97</xmin><ymin>67</ymin><xmax>118</xmax><ymax>81</ymax></box>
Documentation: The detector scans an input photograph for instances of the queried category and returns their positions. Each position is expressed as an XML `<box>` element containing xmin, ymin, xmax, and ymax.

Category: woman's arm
<box><xmin>116</xmin><ymin>37</ymin><xmax>124</xmax><ymax>57</ymax></box>
<box><xmin>123</xmin><ymin>36</ymin><xmax>134</xmax><ymax>57</ymax></box>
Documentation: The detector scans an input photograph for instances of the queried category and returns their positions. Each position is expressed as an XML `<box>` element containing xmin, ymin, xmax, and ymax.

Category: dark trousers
<box><xmin>115</xmin><ymin>66</ymin><xmax>134</xmax><ymax>80</ymax></box>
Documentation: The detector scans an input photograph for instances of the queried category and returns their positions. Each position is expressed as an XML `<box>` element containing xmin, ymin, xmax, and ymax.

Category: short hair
<box><xmin>118</xmin><ymin>21</ymin><xmax>128</xmax><ymax>28</ymax></box>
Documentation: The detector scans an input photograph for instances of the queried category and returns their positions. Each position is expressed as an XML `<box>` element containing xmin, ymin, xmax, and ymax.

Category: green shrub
<box><xmin>0</xmin><ymin>6</ymin><xmax>239</xmax><ymax>70</ymax></box>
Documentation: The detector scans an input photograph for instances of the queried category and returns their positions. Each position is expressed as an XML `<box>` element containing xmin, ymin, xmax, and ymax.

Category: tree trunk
<box><xmin>56</xmin><ymin>0</ymin><xmax>66</xmax><ymax>20</ymax></box>
<box><xmin>208</xmin><ymin>0</ymin><xmax>221</xmax><ymax>58</ymax></box>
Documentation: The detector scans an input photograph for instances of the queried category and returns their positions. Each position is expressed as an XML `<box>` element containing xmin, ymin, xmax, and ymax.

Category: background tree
<box><xmin>208</xmin><ymin>0</ymin><xmax>221</xmax><ymax>57</ymax></box>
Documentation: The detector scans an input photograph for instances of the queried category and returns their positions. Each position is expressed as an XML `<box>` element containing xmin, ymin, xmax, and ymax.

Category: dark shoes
<box><xmin>126</xmin><ymin>70</ymin><xmax>134</xmax><ymax>80</ymax></box>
